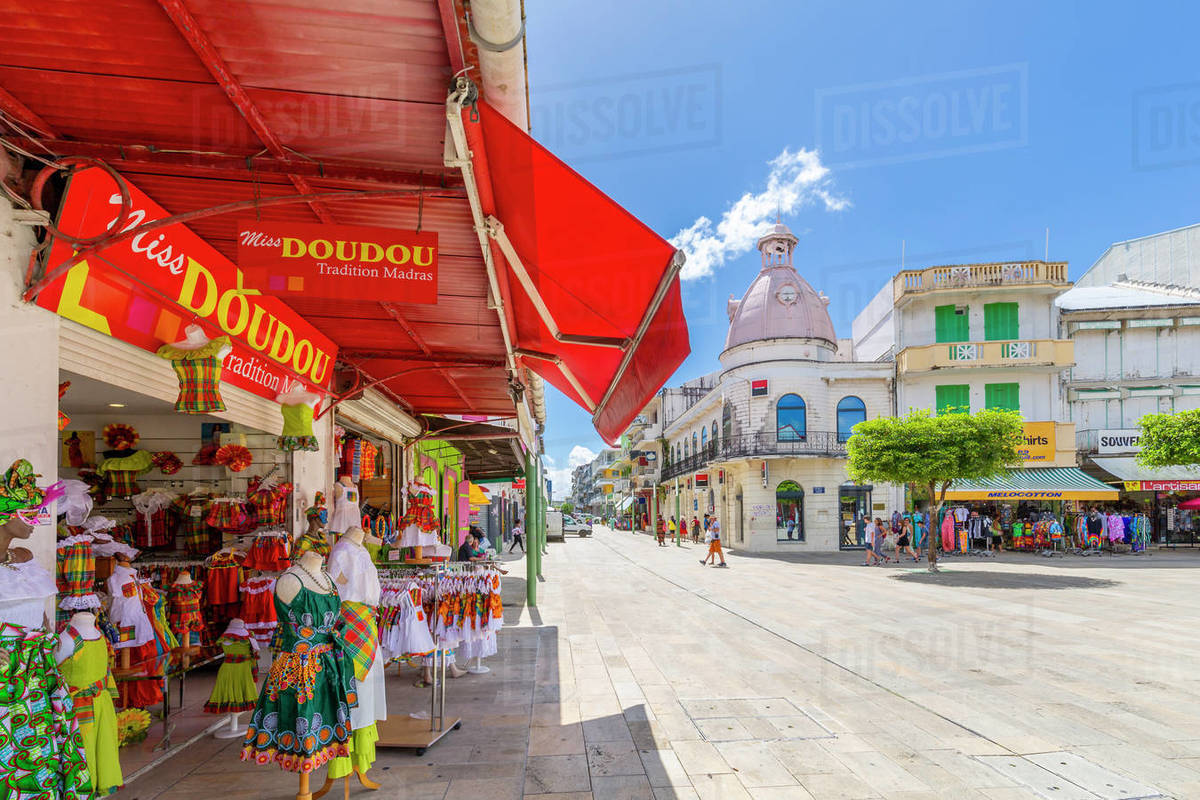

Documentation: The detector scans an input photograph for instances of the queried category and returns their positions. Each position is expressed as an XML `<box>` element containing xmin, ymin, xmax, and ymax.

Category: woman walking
<box><xmin>863</xmin><ymin>518</ymin><xmax>883</xmax><ymax>566</ymax></box>
<box><xmin>896</xmin><ymin>517</ymin><xmax>920</xmax><ymax>562</ymax></box>
<box><xmin>691</xmin><ymin>516</ymin><xmax>701</xmax><ymax>543</ymax></box>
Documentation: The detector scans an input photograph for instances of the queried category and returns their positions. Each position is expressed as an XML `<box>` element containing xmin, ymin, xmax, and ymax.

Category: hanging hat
<box><xmin>192</xmin><ymin>443</ymin><xmax>219</xmax><ymax>465</ymax></box>
<box><xmin>215</xmin><ymin>444</ymin><xmax>253</xmax><ymax>472</ymax></box>
<box><xmin>152</xmin><ymin>451</ymin><xmax>183</xmax><ymax>475</ymax></box>
<box><xmin>0</xmin><ymin>459</ymin><xmax>47</xmax><ymax>524</ymax></box>
<box><xmin>58</xmin><ymin>479</ymin><xmax>93</xmax><ymax>526</ymax></box>
<box><xmin>102</xmin><ymin>423</ymin><xmax>139</xmax><ymax>450</ymax></box>
<box><xmin>82</xmin><ymin>516</ymin><xmax>117</xmax><ymax>536</ymax></box>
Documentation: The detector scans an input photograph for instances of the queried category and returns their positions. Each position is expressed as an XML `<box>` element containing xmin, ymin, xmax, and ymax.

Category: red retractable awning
<box><xmin>471</xmin><ymin>101</ymin><xmax>690</xmax><ymax>443</ymax></box>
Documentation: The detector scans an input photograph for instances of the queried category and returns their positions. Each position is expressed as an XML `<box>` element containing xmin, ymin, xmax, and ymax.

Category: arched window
<box><xmin>837</xmin><ymin>396</ymin><xmax>867</xmax><ymax>442</ymax></box>
<box><xmin>776</xmin><ymin>394</ymin><xmax>807</xmax><ymax>441</ymax></box>
<box><xmin>722</xmin><ymin>402</ymin><xmax>733</xmax><ymax>440</ymax></box>
<box><xmin>711</xmin><ymin>421</ymin><xmax>719</xmax><ymax>455</ymax></box>
<box><xmin>700</xmin><ymin>426</ymin><xmax>707</xmax><ymax>454</ymax></box>
<box><xmin>683</xmin><ymin>439</ymin><xmax>689</xmax><ymax>459</ymax></box>
<box><xmin>776</xmin><ymin>479</ymin><xmax>804</xmax><ymax>542</ymax></box>
<box><xmin>692</xmin><ymin>432</ymin><xmax>698</xmax><ymax>457</ymax></box>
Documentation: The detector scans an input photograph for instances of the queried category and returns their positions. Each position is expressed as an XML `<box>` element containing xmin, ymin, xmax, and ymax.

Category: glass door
<box><xmin>839</xmin><ymin>485</ymin><xmax>872</xmax><ymax>549</ymax></box>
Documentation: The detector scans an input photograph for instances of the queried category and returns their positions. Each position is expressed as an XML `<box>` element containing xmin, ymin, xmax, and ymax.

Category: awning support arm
<box><xmin>591</xmin><ymin>249</ymin><xmax>686</xmax><ymax>427</ymax></box>
<box><xmin>515</xmin><ymin>348</ymin><xmax>596</xmax><ymax>412</ymax></box>
<box><xmin>485</xmin><ymin>216</ymin><xmax>627</xmax><ymax>350</ymax></box>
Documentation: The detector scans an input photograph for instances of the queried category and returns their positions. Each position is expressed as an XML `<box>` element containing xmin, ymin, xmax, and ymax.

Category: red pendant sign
<box><xmin>35</xmin><ymin>168</ymin><xmax>337</xmax><ymax>400</ymax></box>
<box><xmin>238</xmin><ymin>221</ymin><xmax>438</xmax><ymax>304</ymax></box>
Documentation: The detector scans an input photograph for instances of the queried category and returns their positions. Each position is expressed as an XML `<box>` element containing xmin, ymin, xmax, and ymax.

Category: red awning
<box><xmin>471</xmin><ymin>101</ymin><xmax>690</xmax><ymax>443</ymax></box>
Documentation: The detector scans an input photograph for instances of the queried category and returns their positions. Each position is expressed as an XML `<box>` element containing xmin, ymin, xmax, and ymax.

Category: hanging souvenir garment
<box><xmin>327</xmin><ymin>533</ymin><xmax>385</xmax><ymax>780</ymax></box>
<box><xmin>206</xmin><ymin>550</ymin><xmax>245</xmax><ymax>624</ymax></box>
<box><xmin>131</xmin><ymin>489</ymin><xmax>174</xmax><ymax>549</ymax></box>
<box><xmin>97</xmin><ymin>424</ymin><xmax>153</xmax><ymax>499</ymax></box>
<box><xmin>105</xmin><ymin>563</ymin><xmax>155</xmax><ymax>649</ymax></box>
<box><xmin>57</xmin><ymin>380</ymin><xmax>71</xmax><ymax>431</ymax></box>
<box><xmin>170</xmin><ymin>492</ymin><xmax>217</xmax><ymax>556</ymax></box>
<box><xmin>156</xmin><ymin>328</ymin><xmax>233</xmax><ymax>414</ymax></box>
<box><xmin>57</xmin><ymin>624</ymin><xmax>123</xmax><ymax>795</ymax></box>
<box><xmin>243</xmin><ymin>530</ymin><xmax>291</xmax><ymax>572</ymax></box>
<box><xmin>379</xmin><ymin>581</ymin><xmax>434</xmax><ymax>660</ymax></box>
<box><xmin>167</xmin><ymin>577</ymin><xmax>206</xmax><ymax>647</ymax></box>
<box><xmin>241</xmin><ymin>581</ymin><xmax>355</xmax><ymax>773</ymax></box>
<box><xmin>0</xmin><ymin>623</ymin><xmax>91</xmax><ymax>800</ymax></box>
<box><xmin>248</xmin><ymin>477</ymin><xmax>293</xmax><ymax>528</ymax></box>
<box><xmin>206</xmin><ymin>498</ymin><xmax>251</xmax><ymax>535</ymax></box>
<box><xmin>399</xmin><ymin>480</ymin><xmax>439</xmax><ymax>548</ymax></box>
<box><xmin>276</xmin><ymin>384</ymin><xmax>321</xmax><ymax>453</ymax></box>
<box><xmin>240</xmin><ymin>576</ymin><xmax>278</xmax><ymax>647</ymax></box>
<box><xmin>151</xmin><ymin>450</ymin><xmax>183</xmax><ymax>475</ymax></box>
<box><xmin>117</xmin><ymin>581</ymin><xmax>175</xmax><ymax>709</ymax></box>
<box><xmin>56</xmin><ymin>533</ymin><xmax>100</xmax><ymax>614</ymax></box>
<box><xmin>329</xmin><ymin>479</ymin><xmax>361</xmax><ymax>535</ymax></box>
<box><xmin>204</xmin><ymin>619</ymin><xmax>260</xmax><ymax>714</ymax></box>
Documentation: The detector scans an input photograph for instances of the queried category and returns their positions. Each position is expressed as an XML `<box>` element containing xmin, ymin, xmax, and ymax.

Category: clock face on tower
<box><xmin>777</xmin><ymin>284</ymin><xmax>798</xmax><ymax>305</ymax></box>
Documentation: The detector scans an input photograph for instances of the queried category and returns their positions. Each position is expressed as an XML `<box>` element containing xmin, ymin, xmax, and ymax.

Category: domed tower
<box><xmin>721</xmin><ymin>221</ymin><xmax>836</xmax><ymax>366</ymax></box>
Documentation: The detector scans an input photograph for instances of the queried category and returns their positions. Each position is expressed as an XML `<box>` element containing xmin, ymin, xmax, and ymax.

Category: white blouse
<box><xmin>327</xmin><ymin>537</ymin><xmax>381</xmax><ymax>606</ymax></box>
<box><xmin>0</xmin><ymin>558</ymin><xmax>56</xmax><ymax>630</ymax></box>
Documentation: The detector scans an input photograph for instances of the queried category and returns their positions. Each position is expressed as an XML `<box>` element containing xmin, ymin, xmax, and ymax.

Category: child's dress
<box><xmin>205</xmin><ymin>629</ymin><xmax>260</xmax><ymax>714</ymax></box>
<box><xmin>167</xmin><ymin>582</ymin><xmax>206</xmax><ymax>646</ymax></box>
<box><xmin>58</xmin><ymin>628</ymin><xmax>123</xmax><ymax>795</ymax></box>
<box><xmin>240</xmin><ymin>576</ymin><xmax>278</xmax><ymax>648</ymax></box>
<box><xmin>106</xmin><ymin>564</ymin><xmax>155</xmax><ymax>649</ymax></box>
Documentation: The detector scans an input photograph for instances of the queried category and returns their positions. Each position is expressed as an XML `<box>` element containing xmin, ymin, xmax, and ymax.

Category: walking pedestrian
<box><xmin>873</xmin><ymin>517</ymin><xmax>892</xmax><ymax>564</ymax></box>
<box><xmin>508</xmin><ymin>521</ymin><xmax>525</xmax><ymax>553</ymax></box>
<box><xmin>667</xmin><ymin>516</ymin><xmax>677</xmax><ymax>542</ymax></box>
<box><xmin>656</xmin><ymin>516</ymin><xmax>666</xmax><ymax>546</ymax></box>
<box><xmin>700</xmin><ymin>517</ymin><xmax>727</xmax><ymax>567</ymax></box>
<box><xmin>896</xmin><ymin>517</ymin><xmax>920</xmax><ymax>562</ymax></box>
<box><xmin>863</xmin><ymin>517</ymin><xmax>883</xmax><ymax>566</ymax></box>
<box><xmin>691</xmin><ymin>516</ymin><xmax>701</xmax><ymax>543</ymax></box>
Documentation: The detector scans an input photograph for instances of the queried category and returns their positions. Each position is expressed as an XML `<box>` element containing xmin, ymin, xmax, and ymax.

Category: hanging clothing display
<box><xmin>131</xmin><ymin>489</ymin><xmax>174</xmax><ymax>549</ymax></box>
<box><xmin>247</xmin><ymin>478</ymin><xmax>293</xmax><ymax>528</ymax></box>
<box><xmin>205</xmin><ymin>621</ymin><xmax>261</xmax><ymax>714</ymax></box>
<box><xmin>156</xmin><ymin>335</ymin><xmax>233</xmax><ymax>413</ymax></box>
<box><xmin>58</xmin><ymin>627</ymin><xmax>123</xmax><ymax>795</ymax></box>
<box><xmin>243</xmin><ymin>530</ymin><xmax>291</xmax><ymax>572</ymax></box>
<box><xmin>206</xmin><ymin>498</ymin><xmax>251</xmax><ymax>533</ymax></box>
<box><xmin>167</xmin><ymin>581</ymin><xmax>206</xmax><ymax>646</ymax></box>
<box><xmin>240</xmin><ymin>576</ymin><xmax>278</xmax><ymax>647</ymax></box>
<box><xmin>0</xmin><ymin>623</ymin><xmax>91</xmax><ymax>800</ymax></box>
<box><xmin>379</xmin><ymin>582</ymin><xmax>435</xmax><ymax>659</ymax></box>
<box><xmin>105</xmin><ymin>563</ymin><xmax>155</xmax><ymax>649</ymax></box>
<box><xmin>56</xmin><ymin>533</ymin><xmax>100</xmax><ymax>612</ymax></box>
<box><xmin>278</xmin><ymin>402</ymin><xmax>319</xmax><ymax>452</ymax></box>
<box><xmin>170</xmin><ymin>493</ymin><xmax>218</xmax><ymax>556</ymax></box>
<box><xmin>329</xmin><ymin>483</ymin><xmax>361</xmax><ymax>535</ymax></box>
<box><xmin>399</xmin><ymin>480</ymin><xmax>439</xmax><ymax>548</ymax></box>
<box><xmin>241</xmin><ymin>584</ymin><xmax>356</xmax><ymax>774</ymax></box>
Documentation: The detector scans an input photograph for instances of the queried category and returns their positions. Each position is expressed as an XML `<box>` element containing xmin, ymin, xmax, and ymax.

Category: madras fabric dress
<box><xmin>55</xmin><ymin>535</ymin><xmax>99</xmax><ymax>613</ymax></box>
<box><xmin>97</xmin><ymin>449</ymin><xmax>153</xmax><ymax>499</ymax></box>
<box><xmin>170</xmin><ymin>495</ymin><xmax>216</xmax><ymax>556</ymax></box>
<box><xmin>204</xmin><ymin>636</ymin><xmax>259</xmax><ymax>714</ymax></box>
<box><xmin>241</xmin><ymin>586</ymin><xmax>356</xmax><ymax>773</ymax></box>
<box><xmin>0</xmin><ymin>623</ymin><xmax>91</xmax><ymax>800</ymax></box>
<box><xmin>278</xmin><ymin>404</ymin><xmax>320</xmax><ymax>452</ymax></box>
<box><xmin>156</xmin><ymin>336</ymin><xmax>232</xmax><ymax>413</ymax></box>
<box><xmin>167</xmin><ymin>583</ymin><xmax>206</xmax><ymax>647</ymax></box>
<box><xmin>58</xmin><ymin>629</ymin><xmax>122</xmax><ymax>795</ymax></box>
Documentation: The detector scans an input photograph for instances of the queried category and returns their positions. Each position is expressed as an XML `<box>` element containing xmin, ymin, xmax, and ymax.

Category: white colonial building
<box><xmin>657</xmin><ymin>222</ymin><xmax>896</xmax><ymax>552</ymax></box>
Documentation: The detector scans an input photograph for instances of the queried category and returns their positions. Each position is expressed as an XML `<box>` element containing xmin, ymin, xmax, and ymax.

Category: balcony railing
<box><xmin>893</xmin><ymin>261</ymin><xmax>1069</xmax><ymax>303</ymax></box>
<box><xmin>896</xmin><ymin>339</ymin><xmax>1074</xmax><ymax>373</ymax></box>
<box><xmin>660</xmin><ymin>431</ymin><xmax>848</xmax><ymax>482</ymax></box>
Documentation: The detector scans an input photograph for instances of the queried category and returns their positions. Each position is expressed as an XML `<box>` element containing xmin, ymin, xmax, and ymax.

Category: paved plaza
<box><xmin>118</xmin><ymin>528</ymin><xmax>1200</xmax><ymax>800</ymax></box>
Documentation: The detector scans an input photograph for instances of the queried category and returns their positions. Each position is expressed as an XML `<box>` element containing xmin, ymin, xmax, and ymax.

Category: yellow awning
<box><xmin>468</xmin><ymin>482</ymin><xmax>490</xmax><ymax>505</ymax></box>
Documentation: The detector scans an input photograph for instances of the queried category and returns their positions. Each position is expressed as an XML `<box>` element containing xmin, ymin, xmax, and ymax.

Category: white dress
<box><xmin>327</xmin><ymin>536</ymin><xmax>386</xmax><ymax>726</ymax></box>
<box><xmin>329</xmin><ymin>485</ymin><xmax>361</xmax><ymax>534</ymax></box>
<box><xmin>0</xmin><ymin>558</ymin><xmax>56</xmax><ymax>631</ymax></box>
<box><xmin>386</xmin><ymin>583</ymin><xmax>435</xmax><ymax>659</ymax></box>
<box><xmin>105</xmin><ymin>564</ymin><xmax>155</xmax><ymax>648</ymax></box>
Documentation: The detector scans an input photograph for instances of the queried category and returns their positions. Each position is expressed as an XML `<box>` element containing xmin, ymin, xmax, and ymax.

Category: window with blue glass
<box><xmin>692</xmin><ymin>432</ymin><xmax>698</xmax><ymax>456</ymax></box>
<box><xmin>776</xmin><ymin>394</ymin><xmax>807</xmax><ymax>441</ymax></box>
<box><xmin>700</xmin><ymin>427</ymin><xmax>707</xmax><ymax>453</ymax></box>
<box><xmin>711</xmin><ymin>422</ymin><xmax>718</xmax><ymax>454</ymax></box>
<box><xmin>836</xmin><ymin>396</ymin><xmax>866</xmax><ymax>442</ymax></box>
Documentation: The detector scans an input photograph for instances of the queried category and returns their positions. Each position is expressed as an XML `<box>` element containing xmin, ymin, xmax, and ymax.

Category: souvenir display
<box><xmin>97</xmin><ymin>424</ymin><xmax>153</xmax><ymax>500</ymax></box>
<box><xmin>240</xmin><ymin>575</ymin><xmax>278</xmax><ymax>647</ymax></box>
<box><xmin>277</xmin><ymin>384</ymin><xmax>321</xmax><ymax>453</ymax></box>
<box><xmin>57</xmin><ymin>616</ymin><xmax>123</xmax><ymax>795</ymax></box>
<box><xmin>204</xmin><ymin>619</ymin><xmax>260</xmax><ymax>714</ymax></box>
<box><xmin>329</xmin><ymin>477</ymin><xmax>361</xmax><ymax>535</ymax></box>
<box><xmin>155</xmin><ymin>327</ymin><xmax>233</xmax><ymax>414</ymax></box>
<box><xmin>399</xmin><ymin>479</ymin><xmax>440</xmax><ymax>548</ymax></box>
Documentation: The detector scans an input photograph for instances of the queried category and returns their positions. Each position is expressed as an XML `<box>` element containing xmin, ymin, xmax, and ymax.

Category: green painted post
<box><xmin>674</xmin><ymin>481</ymin><xmax>681</xmax><ymax>546</ymax></box>
<box><xmin>525</xmin><ymin>449</ymin><xmax>537</xmax><ymax>607</ymax></box>
<box><xmin>536</xmin><ymin>459</ymin><xmax>544</xmax><ymax>578</ymax></box>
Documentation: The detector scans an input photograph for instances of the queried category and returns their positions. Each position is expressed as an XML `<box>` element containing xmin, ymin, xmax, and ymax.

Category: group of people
<box><xmin>862</xmin><ymin>512</ymin><xmax>924</xmax><ymax>566</ymax></box>
<box><xmin>662</xmin><ymin>514</ymin><xmax>727</xmax><ymax>567</ymax></box>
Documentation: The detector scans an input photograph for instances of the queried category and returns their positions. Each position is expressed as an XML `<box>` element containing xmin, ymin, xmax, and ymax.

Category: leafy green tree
<box><xmin>1137</xmin><ymin>410</ymin><xmax>1200</xmax><ymax>467</ymax></box>
<box><xmin>559</xmin><ymin>501</ymin><xmax>574</xmax><ymax>515</ymax></box>
<box><xmin>846</xmin><ymin>408</ymin><xmax>1024</xmax><ymax>570</ymax></box>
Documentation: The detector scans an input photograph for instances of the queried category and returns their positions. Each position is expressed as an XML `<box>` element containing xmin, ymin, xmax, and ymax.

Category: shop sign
<box><xmin>36</xmin><ymin>168</ymin><xmax>338</xmax><ymax>399</ymax></box>
<box><xmin>1018</xmin><ymin>422</ymin><xmax>1056</xmax><ymax>462</ymax></box>
<box><xmin>813</xmin><ymin>486</ymin><xmax>825</xmax><ymax>494</ymax></box>
<box><xmin>751</xmin><ymin>379</ymin><xmax>768</xmax><ymax>397</ymax></box>
<box><xmin>1138</xmin><ymin>480</ymin><xmax>1200</xmax><ymax>492</ymax></box>
<box><xmin>513</xmin><ymin>479</ymin><xmax>526</xmax><ymax>490</ymax></box>
<box><xmin>695</xmin><ymin>473</ymin><xmax>709</xmax><ymax>487</ymax></box>
<box><xmin>1123</xmin><ymin>481</ymin><xmax>1141</xmax><ymax>493</ymax></box>
<box><xmin>1098</xmin><ymin>428</ymin><xmax>1142</xmax><ymax>454</ymax></box>
<box><xmin>238</xmin><ymin>222</ymin><xmax>437</xmax><ymax>303</ymax></box>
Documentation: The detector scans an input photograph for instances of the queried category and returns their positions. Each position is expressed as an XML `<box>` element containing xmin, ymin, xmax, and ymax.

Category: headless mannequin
<box><xmin>173</xmin><ymin>571</ymin><xmax>197</xmax><ymax>666</ymax></box>
<box><xmin>277</xmin><ymin>382</ymin><xmax>320</xmax><ymax>409</ymax></box>
<box><xmin>276</xmin><ymin>551</ymin><xmax>333</xmax><ymax>605</ymax></box>
<box><xmin>56</xmin><ymin>611</ymin><xmax>100</xmax><ymax>664</ymax></box>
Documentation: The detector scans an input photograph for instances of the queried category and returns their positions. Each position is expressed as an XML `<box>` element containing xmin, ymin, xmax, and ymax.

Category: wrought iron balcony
<box><xmin>659</xmin><ymin>431</ymin><xmax>848</xmax><ymax>482</ymax></box>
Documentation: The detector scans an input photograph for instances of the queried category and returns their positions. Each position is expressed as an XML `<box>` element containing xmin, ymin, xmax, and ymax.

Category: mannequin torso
<box><xmin>277</xmin><ymin>551</ymin><xmax>335</xmax><ymax>604</ymax></box>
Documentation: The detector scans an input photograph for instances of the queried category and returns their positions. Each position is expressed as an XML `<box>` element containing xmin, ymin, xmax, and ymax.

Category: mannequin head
<box><xmin>0</xmin><ymin>459</ymin><xmax>53</xmax><ymax>561</ymax></box>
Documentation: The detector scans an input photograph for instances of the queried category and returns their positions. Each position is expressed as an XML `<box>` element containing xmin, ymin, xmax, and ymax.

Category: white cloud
<box><xmin>568</xmin><ymin>445</ymin><xmax>598</xmax><ymax>467</ymax></box>
<box><xmin>671</xmin><ymin>148</ymin><xmax>849</xmax><ymax>281</ymax></box>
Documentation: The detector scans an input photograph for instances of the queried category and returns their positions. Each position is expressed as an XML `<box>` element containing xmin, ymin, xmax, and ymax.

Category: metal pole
<box><xmin>525</xmin><ymin>450</ymin><xmax>537</xmax><ymax>607</ymax></box>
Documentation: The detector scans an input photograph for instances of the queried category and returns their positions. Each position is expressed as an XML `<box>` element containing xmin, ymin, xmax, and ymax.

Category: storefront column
<box><xmin>0</xmin><ymin>201</ymin><xmax>59</xmax><ymax>573</ymax></box>
<box><xmin>525</xmin><ymin>449</ymin><xmax>537</xmax><ymax>607</ymax></box>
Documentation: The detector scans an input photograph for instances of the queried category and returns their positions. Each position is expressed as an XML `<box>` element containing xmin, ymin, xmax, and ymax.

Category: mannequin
<box><xmin>157</xmin><ymin>324</ymin><xmax>234</xmax><ymax>414</ymax></box>
<box><xmin>58</xmin><ymin>611</ymin><xmax>123</xmax><ymax>795</ymax></box>
<box><xmin>329</xmin><ymin>476</ymin><xmax>361</xmax><ymax>535</ymax></box>
<box><xmin>168</xmin><ymin>570</ymin><xmax>204</xmax><ymax>667</ymax></box>
<box><xmin>0</xmin><ymin>512</ymin><xmax>35</xmax><ymax>566</ymax></box>
<box><xmin>322</xmin><ymin>526</ymin><xmax>384</xmax><ymax>793</ymax></box>
<box><xmin>107</xmin><ymin>554</ymin><xmax>153</xmax><ymax>670</ymax></box>
<box><xmin>277</xmin><ymin>382</ymin><xmax>321</xmax><ymax>453</ymax></box>
<box><xmin>206</xmin><ymin>618</ymin><xmax>260</xmax><ymax>739</ymax></box>
<box><xmin>242</xmin><ymin>548</ymin><xmax>355</xmax><ymax>798</ymax></box>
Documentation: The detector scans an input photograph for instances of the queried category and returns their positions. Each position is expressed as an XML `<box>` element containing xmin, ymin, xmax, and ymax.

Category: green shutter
<box><xmin>985</xmin><ymin>382</ymin><xmax>1020</xmax><ymax>411</ymax></box>
<box><xmin>935</xmin><ymin>304</ymin><xmax>969</xmax><ymax>343</ymax></box>
<box><xmin>984</xmin><ymin>302</ymin><xmax>1019</xmax><ymax>340</ymax></box>
<box><xmin>936</xmin><ymin>384</ymin><xmax>970</xmax><ymax>415</ymax></box>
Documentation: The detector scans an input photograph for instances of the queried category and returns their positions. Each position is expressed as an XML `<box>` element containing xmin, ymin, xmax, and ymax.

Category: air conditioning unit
<box><xmin>955</xmin><ymin>306</ymin><xmax>967</xmax><ymax>316</ymax></box>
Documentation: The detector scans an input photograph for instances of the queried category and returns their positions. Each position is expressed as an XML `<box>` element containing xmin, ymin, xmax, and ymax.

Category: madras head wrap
<box><xmin>0</xmin><ymin>459</ymin><xmax>52</xmax><ymax>524</ymax></box>
<box><xmin>306</xmin><ymin>492</ymin><xmax>328</xmax><ymax>524</ymax></box>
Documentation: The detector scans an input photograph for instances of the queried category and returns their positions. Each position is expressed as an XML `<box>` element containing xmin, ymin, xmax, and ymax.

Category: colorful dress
<box><xmin>205</xmin><ymin>636</ymin><xmax>259</xmax><ymax>714</ymax></box>
<box><xmin>167</xmin><ymin>582</ymin><xmax>206</xmax><ymax>646</ymax></box>
<box><xmin>96</xmin><ymin>449</ymin><xmax>153</xmax><ymax>499</ymax></box>
<box><xmin>278</xmin><ymin>404</ymin><xmax>319</xmax><ymax>452</ymax></box>
<box><xmin>170</xmin><ymin>494</ymin><xmax>217</xmax><ymax>556</ymax></box>
<box><xmin>329</xmin><ymin>485</ymin><xmax>361</xmax><ymax>534</ymax></box>
<box><xmin>156</xmin><ymin>335</ymin><xmax>232</xmax><ymax>413</ymax></box>
<box><xmin>106</xmin><ymin>564</ymin><xmax>155</xmax><ymax>649</ymax></box>
<box><xmin>56</xmin><ymin>534</ymin><xmax>100</xmax><ymax>612</ymax></box>
<box><xmin>241</xmin><ymin>585</ymin><xmax>356</xmax><ymax>773</ymax></box>
<box><xmin>58</xmin><ymin>628</ymin><xmax>122</xmax><ymax>795</ymax></box>
<box><xmin>0</xmin><ymin>623</ymin><xmax>90</xmax><ymax>800</ymax></box>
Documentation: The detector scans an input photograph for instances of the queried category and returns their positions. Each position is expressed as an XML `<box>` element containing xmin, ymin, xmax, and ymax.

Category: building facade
<box><xmin>654</xmin><ymin>222</ymin><xmax>896</xmax><ymax>552</ymax></box>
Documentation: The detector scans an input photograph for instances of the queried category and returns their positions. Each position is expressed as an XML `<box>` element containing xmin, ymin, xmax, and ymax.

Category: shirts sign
<box><xmin>1018</xmin><ymin>422</ymin><xmax>1056</xmax><ymax>463</ymax></box>
<box><xmin>239</xmin><ymin>221</ymin><xmax>438</xmax><ymax>304</ymax></box>
<box><xmin>1097</xmin><ymin>428</ymin><xmax>1142</xmax><ymax>454</ymax></box>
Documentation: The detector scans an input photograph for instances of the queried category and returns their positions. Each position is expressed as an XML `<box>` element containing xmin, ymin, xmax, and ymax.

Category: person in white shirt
<box><xmin>863</xmin><ymin>518</ymin><xmax>884</xmax><ymax>566</ymax></box>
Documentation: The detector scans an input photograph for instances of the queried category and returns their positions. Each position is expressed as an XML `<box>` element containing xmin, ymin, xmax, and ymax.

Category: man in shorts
<box><xmin>701</xmin><ymin>517</ymin><xmax>728</xmax><ymax>567</ymax></box>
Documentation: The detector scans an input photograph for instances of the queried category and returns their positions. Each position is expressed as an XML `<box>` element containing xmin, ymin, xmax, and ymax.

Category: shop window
<box><xmin>776</xmin><ymin>394</ymin><xmax>807</xmax><ymax>441</ymax></box>
<box><xmin>776</xmin><ymin>479</ymin><xmax>804</xmax><ymax>541</ymax></box>
<box><xmin>985</xmin><ymin>382</ymin><xmax>1020</xmax><ymax>412</ymax></box>
<box><xmin>984</xmin><ymin>302</ymin><xmax>1019</xmax><ymax>341</ymax></box>
<box><xmin>935</xmin><ymin>384</ymin><xmax>970</xmax><ymax>415</ymax></box>
<box><xmin>935</xmin><ymin>304</ymin><xmax>969</xmax><ymax>343</ymax></box>
<box><xmin>836</xmin><ymin>395</ymin><xmax>866</xmax><ymax>442</ymax></box>
<box><xmin>701</xmin><ymin>426</ymin><xmax>707</xmax><ymax>454</ymax></box>
<box><xmin>722</xmin><ymin>402</ymin><xmax>733</xmax><ymax>440</ymax></box>
<box><xmin>711</xmin><ymin>421</ymin><xmax>719</xmax><ymax>454</ymax></box>
<box><xmin>692</xmin><ymin>431</ymin><xmax>698</xmax><ymax>456</ymax></box>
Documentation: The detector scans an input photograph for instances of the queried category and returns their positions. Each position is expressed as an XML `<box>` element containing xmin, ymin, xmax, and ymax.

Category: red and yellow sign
<box><xmin>35</xmin><ymin>168</ymin><xmax>337</xmax><ymax>400</ymax></box>
<box><xmin>1018</xmin><ymin>422</ymin><xmax>1056</xmax><ymax>463</ymax></box>
<box><xmin>238</xmin><ymin>221</ymin><xmax>438</xmax><ymax>304</ymax></box>
<box><xmin>1133</xmin><ymin>480</ymin><xmax>1200</xmax><ymax>492</ymax></box>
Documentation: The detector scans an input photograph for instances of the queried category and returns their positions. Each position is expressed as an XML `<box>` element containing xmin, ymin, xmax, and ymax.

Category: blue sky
<box><xmin>526</xmin><ymin>0</ymin><xmax>1200</xmax><ymax>498</ymax></box>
